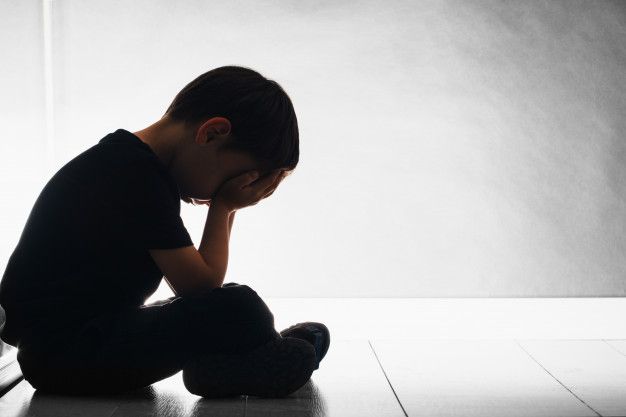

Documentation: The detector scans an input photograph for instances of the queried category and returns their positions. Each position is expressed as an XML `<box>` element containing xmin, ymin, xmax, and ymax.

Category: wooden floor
<box><xmin>2</xmin><ymin>298</ymin><xmax>626</xmax><ymax>416</ymax></box>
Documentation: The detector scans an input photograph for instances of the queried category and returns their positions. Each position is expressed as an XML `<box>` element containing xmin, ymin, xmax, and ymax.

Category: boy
<box><xmin>0</xmin><ymin>66</ymin><xmax>330</xmax><ymax>398</ymax></box>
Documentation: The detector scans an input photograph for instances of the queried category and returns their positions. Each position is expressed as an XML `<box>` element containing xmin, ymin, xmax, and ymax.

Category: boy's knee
<box><xmin>221</xmin><ymin>285</ymin><xmax>273</xmax><ymax>322</ymax></box>
<box><xmin>183</xmin><ymin>283</ymin><xmax>274</xmax><ymax>328</ymax></box>
<box><xmin>219</xmin><ymin>283</ymin><xmax>263</xmax><ymax>303</ymax></box>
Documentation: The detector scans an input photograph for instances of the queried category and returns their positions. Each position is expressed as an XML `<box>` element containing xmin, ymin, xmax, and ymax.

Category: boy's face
<box><xmin>134</xmin><ymin>115</ymin><xmax>289</xmax><ymax>206</ymax></box>
<box><xmin>168</xmin><ymin>116</ymin><xmax>290</xmax><ymax>206</ymax></box>
<box><xmin>178</xmin><ymin>148</ymin><xmax>272</xmax><ymax>205</ymax></box>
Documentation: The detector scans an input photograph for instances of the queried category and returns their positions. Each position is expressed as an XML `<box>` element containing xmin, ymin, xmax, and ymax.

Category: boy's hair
<box><xmin>164</xmin><ymin>65</ymin><xmax>299</xmax><ymax>172</ymax></box>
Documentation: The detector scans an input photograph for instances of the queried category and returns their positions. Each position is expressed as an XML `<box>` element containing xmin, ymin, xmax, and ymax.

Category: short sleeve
<box><xmin>118</xmin><ymin>161</ymin><xmax>194</xmax><ymax>250</ymax></box>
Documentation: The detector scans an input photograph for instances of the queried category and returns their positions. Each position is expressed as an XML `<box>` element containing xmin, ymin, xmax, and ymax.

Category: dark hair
<box><xmin>164</xmin><ymin>65</ymin><xmax>299</xmax><ymax>172</ymax></box>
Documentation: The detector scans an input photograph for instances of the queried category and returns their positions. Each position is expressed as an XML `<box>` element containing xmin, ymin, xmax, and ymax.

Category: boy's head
<box><xmin>134</xmin><ymin>65</ymin><xmax>299</xmax><ymax>205</ymax></box>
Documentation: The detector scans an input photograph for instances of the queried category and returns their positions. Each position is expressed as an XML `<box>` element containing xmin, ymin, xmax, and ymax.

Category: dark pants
<box><xmin>16</xmin><ymin>282</ymin><xmax>281</xmax><ymax>394</ymax></box>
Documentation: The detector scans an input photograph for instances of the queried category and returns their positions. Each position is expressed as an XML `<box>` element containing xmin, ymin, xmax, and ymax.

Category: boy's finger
<box><xmin>265</xmin><ymin>172</ymin><xmax>285</xmax><ymax>192</ymax></box>
<box><xmin>271</xmin><ymin>170</ymin><xmax>286</xmax><ymax>184</ymax></box>
<box><xmin>262</xmin><ymin>178</ymin><xmax>282</xmax><ymax>197</ymax></box>
<box><xmin>262</xmin><ymin>181</ymin><xmax>280</xmax><ymax>196</ymax></box>
<box><xmin>238</xmin><ymin>170</ymin><xmax>261</xmax><ymax>186</ymax></box>
<box><xmin>254</xmin><ymin>170</ymin><xmax>282</xmax><ymax>189</ymax></box>
<box><xmin>261</xmin><ymin>188</ymin><xmax>276</xmax><ymax>200</ymax></box>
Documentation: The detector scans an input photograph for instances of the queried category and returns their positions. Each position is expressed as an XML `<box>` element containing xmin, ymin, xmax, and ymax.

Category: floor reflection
<box><xmin>243</xmin><ymin>378</ymin><xmax>328</xmax><ymax>417</ymax></box>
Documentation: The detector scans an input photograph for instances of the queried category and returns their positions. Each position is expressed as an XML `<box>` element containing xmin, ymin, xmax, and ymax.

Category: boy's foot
<box><xmin>182</xmin><ymin>336</ymin><xmax>316</xmax><ymax>398</ymax></box>
<box><xmin>279</xmin><ymin>322</ymin><xmax>330</xmax><ymax>370</ymax></box>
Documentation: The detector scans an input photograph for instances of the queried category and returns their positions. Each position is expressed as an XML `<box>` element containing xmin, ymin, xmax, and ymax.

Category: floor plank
<box><xmin>371</xmin><ymin>339</ymin><xmax>596</xmax><ymax>417</ymax></box>
<box><xmin>109</xmin><ymin>371</ymin><xmax>244</xmax><ymax>417</ymax></box>
<box><xmin>604</xmin><ymin>339</ymin><xmax>626</xmax><ymax>357</ymax></box>
<box><xmin>0</xmin><ymin>371</ymin><xmax>244</xmax><ymax>417</ymax></box>
<box><xmin>0</xmin><ymin>378</ymin><xmax>118</xmax><ymax>417</ymax></box>
<box><xmin>245</xmin><ymin>339</ymin><xmax>406</xmax><ymax>416</ymax></box>
<box><xmin>519</xmin><ymin>340</ymin><xmax>626</xmax><ymax>417</ymax></box>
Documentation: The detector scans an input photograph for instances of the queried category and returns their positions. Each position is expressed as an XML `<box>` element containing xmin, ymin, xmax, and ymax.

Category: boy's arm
<box><xmin>228</xmin><ymin>208</ymin><xmax>235</xmax><ymax>236</ymax></box>
<box><xmin>149</xmin><ymin>204</ymin><xmax>235</xmax><ymax>297</ymax></box>
<box><xmin>151</xmin><ymin>171</ymin><xmax>283</xmax><ymax>296</ymax></box>
<box><xmin>197</xmin><ymin>202</ymin><xmax>236</xmax><ymax>288</ymax></box>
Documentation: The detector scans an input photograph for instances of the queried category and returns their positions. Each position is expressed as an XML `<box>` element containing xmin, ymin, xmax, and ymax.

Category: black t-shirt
<box><xmin>0</xmin><ymin>128</ymin><xmax>193</xmax><ymax>348</ymax></box>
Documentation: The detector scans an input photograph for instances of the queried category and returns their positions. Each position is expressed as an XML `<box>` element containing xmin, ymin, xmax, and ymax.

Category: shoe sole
<box><xmin>182</xmin><ymin>336</ymin><xmax>316</xmax><ymax>398</ymax></box>
<box><xmin>280</xmin><ymin>321</ymin><xmax>330</xmax><ymax>365</ymax></box>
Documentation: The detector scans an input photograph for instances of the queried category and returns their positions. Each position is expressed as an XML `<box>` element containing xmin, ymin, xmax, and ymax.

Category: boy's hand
<box><xmin>213</xmin><ymin>168</ymin><xmax>287</xmax><ymax>212</ymax></box>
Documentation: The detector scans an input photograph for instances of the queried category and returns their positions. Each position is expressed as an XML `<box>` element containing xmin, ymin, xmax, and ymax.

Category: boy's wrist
<box><xmin>211</xmin><ymin>199</ymin><xmax>235</xmax><ymax>214</ymax></box>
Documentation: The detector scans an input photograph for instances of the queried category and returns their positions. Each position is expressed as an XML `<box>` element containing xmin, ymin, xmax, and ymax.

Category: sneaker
<box><xmin>182</xmin><ymin>336</ymin><xmax>316</xmax><ymax>398</ymax></box>
<box><xmin>279</xmin><ymin>322</ymin><xmax>330</xmax><ymax>370</ymax></box>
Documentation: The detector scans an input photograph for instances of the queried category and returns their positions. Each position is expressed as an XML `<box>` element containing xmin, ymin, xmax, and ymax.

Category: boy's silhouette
<box><xmin>0</xmin><ymin>65</ymin><xmax>329</xmax><ymax>398</ymax></box>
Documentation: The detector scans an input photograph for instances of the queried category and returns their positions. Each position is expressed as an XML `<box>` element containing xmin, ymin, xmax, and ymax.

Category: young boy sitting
<box><xmin>0</xmin><ymin>65</ymin><xmax>330</xmax><ymax>398</ymax></box>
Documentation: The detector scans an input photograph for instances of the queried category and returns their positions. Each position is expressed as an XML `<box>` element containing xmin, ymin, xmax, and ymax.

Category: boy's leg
<box><xmin>17</xmin><ymin>283</ymin><xmax>280</xmax><ymax>394</ymax></box>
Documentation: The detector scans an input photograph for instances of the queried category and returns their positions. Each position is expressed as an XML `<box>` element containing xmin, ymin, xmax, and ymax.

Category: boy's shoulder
<box><xmin>95</xmin><ymin>128</ymin><xmax>168</xmax><ymax>175</ymax></box>
<box><xmin>42</xmin><ymin>129</ymin><xmax>170</xmax><ymax>208</ymax></box>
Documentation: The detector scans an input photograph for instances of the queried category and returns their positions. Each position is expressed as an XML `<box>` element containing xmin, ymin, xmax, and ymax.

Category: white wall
<box><xmin>0</xmin><ymin>0</ymin><xmax>48</xmax><ymax>280</ymax></box>
<box><xmin>2</xmin><ymin>0</ymin><xmax>626</xmax><ymax>297</ymax></box>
